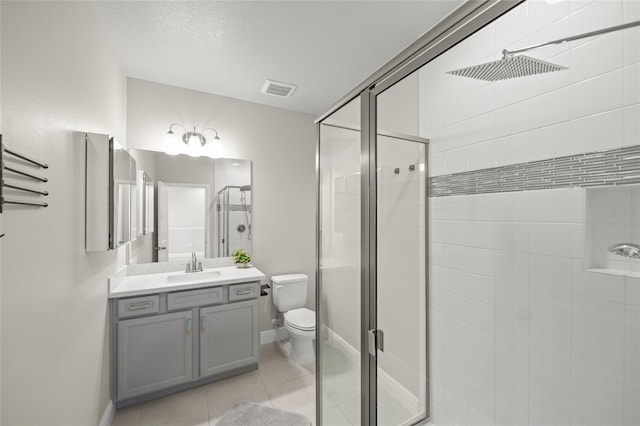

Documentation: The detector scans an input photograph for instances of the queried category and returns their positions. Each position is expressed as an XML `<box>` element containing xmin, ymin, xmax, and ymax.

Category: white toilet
<box><xmin>271</xmin><ymin>273</ymin><xmax>316</xmax><ymax>365</ymax></box>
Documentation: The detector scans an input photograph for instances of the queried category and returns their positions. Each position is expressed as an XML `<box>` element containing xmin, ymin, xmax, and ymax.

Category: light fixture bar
<box><xmin>164</xmin><ymin>123</ymin><xmax>224</xmax><ymax>157</ymax></box>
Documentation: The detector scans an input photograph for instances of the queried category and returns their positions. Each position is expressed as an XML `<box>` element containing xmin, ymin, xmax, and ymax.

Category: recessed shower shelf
<box><xmin>585</xmin><ymin>185</ymin><xmax>640</xmax><ymax>277</ymax></box>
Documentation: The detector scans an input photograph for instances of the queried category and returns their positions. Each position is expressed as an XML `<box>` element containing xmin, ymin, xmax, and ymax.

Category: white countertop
<box><xmin>109</xmin><ymin>266</ymin><xmax>266</xmax><ymax>298</ymax></box>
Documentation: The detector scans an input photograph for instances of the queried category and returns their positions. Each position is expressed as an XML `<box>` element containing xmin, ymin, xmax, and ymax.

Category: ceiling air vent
<box><xmin>261</xmin><ymin>80</ymin><xmax>297</xmax><ymax>98</ymax></box>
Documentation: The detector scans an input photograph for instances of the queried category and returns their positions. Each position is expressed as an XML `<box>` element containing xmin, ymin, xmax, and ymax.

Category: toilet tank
<box><xmin>272</xmin><ymin>273</ymin><xmax>308</xmax><ymax>312</ymax></box>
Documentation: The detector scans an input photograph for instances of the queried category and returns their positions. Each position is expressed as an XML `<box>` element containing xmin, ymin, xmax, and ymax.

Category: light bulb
<box><xmin>186</xmin><ymin>134</ymin><xmax>201</xmax><ymax>157</ymax></box>
<box><xmin>164</xmin><ymin>130</ymin><xmax>178</xmax><ymax>147</ymax></box>
<box><xmin>209</xmin><ymin>137</ymin><xmax>224</xmax><ymax>158</ymax></box>
<box><xmin>164</xmin><ymin>131</ymin><xmax>181</xmax><ymax>155</ymax></box>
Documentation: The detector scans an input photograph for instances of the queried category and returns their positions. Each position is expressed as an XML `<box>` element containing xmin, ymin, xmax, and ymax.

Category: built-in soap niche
<box><xmin>585</xmin><ymin>184</ymin><xmax>640</xmax><ymax>276</ymax></box>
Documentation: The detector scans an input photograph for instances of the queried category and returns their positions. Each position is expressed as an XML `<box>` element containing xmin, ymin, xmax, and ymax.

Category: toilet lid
<box><xmin>284</xmin><ymin>308</ymin><xmax>315</xmax><ymax>331</ymax></box>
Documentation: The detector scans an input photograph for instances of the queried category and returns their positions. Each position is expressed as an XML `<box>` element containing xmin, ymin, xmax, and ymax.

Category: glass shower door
<box><xmin>318</xmin><ymin>97</ymin><xmax>363</xmax><ymax>425</ymax></box>
<box><xmin>375</xmin><ymin>134</ymin><xmax>428</xmax><ymax>425</ymax></box>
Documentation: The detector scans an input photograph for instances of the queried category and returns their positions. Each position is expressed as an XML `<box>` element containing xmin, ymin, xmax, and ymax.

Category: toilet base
<box><xmin>283</xmin><ymin>338</ymin><xmax>315</xmax><ymax>365</ymax></box>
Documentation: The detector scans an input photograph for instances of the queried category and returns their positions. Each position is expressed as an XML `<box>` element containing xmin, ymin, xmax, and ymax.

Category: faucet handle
<box><xmin>185</xmin><ymin>263</ymin><xmax>192</xmax><ymax>273</ymax></box>
<box><xmin>197</xmin><ymin>262</ymin><xmax>203</xmax><ymax>272</ymax></box>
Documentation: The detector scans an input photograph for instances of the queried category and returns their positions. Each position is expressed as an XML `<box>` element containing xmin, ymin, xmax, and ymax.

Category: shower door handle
<box><xmin>368</xmin><ymin>329</ymin><xmax>384</xmax><ymax>356</ymax></box>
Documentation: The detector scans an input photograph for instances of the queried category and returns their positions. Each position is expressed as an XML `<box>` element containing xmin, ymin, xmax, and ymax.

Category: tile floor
<box><xmin>319</xmin><ymin>344</ymin><xmax>415</xmax><ymax>426</ymax></box>
<box><xmin>112</xmin><ymin>341</ymin><xmax>316</xmax><ymax>426</ymax></box>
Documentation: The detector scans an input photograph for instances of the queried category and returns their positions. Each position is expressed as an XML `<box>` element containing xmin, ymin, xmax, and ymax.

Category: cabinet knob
<box><xmin>201</xmin><ymin>315</ymin><xmax>206</xmax><ymax>332</ymax></box>
<box><xmin>186</xmin><ymin>318</ymin><xmax>192</xmax><ymax>335</ymax></box>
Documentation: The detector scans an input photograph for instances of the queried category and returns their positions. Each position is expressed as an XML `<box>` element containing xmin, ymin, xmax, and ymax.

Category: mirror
<box><xmin>145</xmin><ymin>174</ymin><xmax>154</xmax><ymax>235</ymax></box>
<box><xmin>112</xmin><ymin>141</ymin><xmax>136</xmax><ymax>248</ymax></box>
<box><xmin>136</xmin><ymin>170</ymin><xmax>154</xmax><ymax>236</ymax></box>
<box><xmin>130</xmin><ymin>149</ymin><xmax>252</xmax><ymax>263</ymax></box>
<box><xmin>213</xmin><ymin>158</ymin><xmax>253</xmax><ymax>257</ymax></box>
<box><xmin>84</xmin><ymin>132</ymin><xmax>137</xmax><ymax>252</ymax></box>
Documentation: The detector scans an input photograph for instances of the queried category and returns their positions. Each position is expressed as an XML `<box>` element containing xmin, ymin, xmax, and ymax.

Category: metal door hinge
<box><xmin>368</xmin><ymin>329</ymin><xmax>384</xmax><ymax>356</ymax></box>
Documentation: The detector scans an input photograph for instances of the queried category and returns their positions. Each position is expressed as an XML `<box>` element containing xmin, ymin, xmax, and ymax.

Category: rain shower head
<box><xmin>608</xmin><ymin>243</ymin><xmax>640</xmax><ymax>259</ymax></box>
<box><xmin>447</xmin><ymin>54</ymin><xmax>566</xmax><ymax>82</ymax></box>
<box><xmin>239</xmin><ymin>185</ymin><xmax>251</xmax><ymax>192</ymax></box>
<box><xmin>447</xmin><ymin>20</ymin><xmax>640</xmax><ymax>82</ymax></box>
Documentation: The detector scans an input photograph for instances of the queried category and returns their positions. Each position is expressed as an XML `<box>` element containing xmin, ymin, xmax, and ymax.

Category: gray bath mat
<box><xmin>217</xmin><ymin>401</ymin><xmax>310</xmax><ymax>426</ymax></box>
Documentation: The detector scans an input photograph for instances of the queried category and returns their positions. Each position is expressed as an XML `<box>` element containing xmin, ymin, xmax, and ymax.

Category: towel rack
<box><xmin>3</xmin><ymin>183</ymin><xmax>48</xmax><ymax>196</ymax></box>
<box><xmin>0</xmin><ymin>134</ymin><xmax>49</xmax><ymax>215</ymax></box>
<box><xmin>3</xmin><ymin>165</ymin><xmax>48</xmax><ymax>182</ymax></box>
<box><xmin>2</xmin><ymin>199</ymin><xmax>48</xmax><ymax>207</ymax></box>
<box><xmin>4</xmin><ymin>147</ymin><xmax>48</xmax><ymax>169</ymax></box>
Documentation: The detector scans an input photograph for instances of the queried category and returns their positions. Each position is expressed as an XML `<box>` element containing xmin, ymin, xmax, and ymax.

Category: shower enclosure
<box><xmin>317</xmin><ymin>0</ymin><xmax>640</xmax><ymax>425</ymax></box>
<box><xmin>215</xmin><ymin>185</ymin><xmax>252</xmax><ymax>257</ymax></box>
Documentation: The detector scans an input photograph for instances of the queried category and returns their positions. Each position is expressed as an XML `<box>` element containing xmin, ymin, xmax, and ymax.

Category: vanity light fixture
<box><xmin>163</xmin><ymin>123</ymin><xmax>223</xmax><ymax>158</ymax></box>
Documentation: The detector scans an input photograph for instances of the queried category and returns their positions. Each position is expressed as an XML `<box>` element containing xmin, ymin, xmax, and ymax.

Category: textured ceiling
<box><xmin>96</xmin><ymin>1</ymin><xmax>463</xmax><ymax>115</ymax></box>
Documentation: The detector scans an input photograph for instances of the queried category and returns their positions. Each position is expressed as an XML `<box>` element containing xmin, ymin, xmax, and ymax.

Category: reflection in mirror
<box><xmin>130</xmin><ymin>156</ymin><xmax>137</xmax><ymax>239</ymax></box>
<box><xmin>112</xmin><ymin>141</ymin><xmax>135</xmax><ymax>248</ymax></box>
<box><xmin>136</xmin><ymin>170</ymin><xmax>153</xmax><ymax>236</ymax></box>
<box><xmin>145</xmin><ymin>176</ymin><xmax>154</xmax><ymax>235</ymax></box>
<box><xmin>136</xmin><ymin>171</ymin><xmax>145</xmax><ymax>236</ymax></box>
<box><xmin>213</xmin><ymin>159</ymin><xmax>252</xmax><ymax>257</ymax></box>
<box><xmin>162</xmin><ymin>183</ymin><xmax>208</xmax><ymax>261</ymax></box>
<box><xmin>129</xmin><ymin>149</ymin><xmax>252</xmax><ymax>264</ymax></box>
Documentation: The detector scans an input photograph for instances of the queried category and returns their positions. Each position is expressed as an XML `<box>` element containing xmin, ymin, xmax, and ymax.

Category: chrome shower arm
<box><xmin>503</xmin><ymin>20</ymin><xmax>640</xmax><ymax>59</ymax></box>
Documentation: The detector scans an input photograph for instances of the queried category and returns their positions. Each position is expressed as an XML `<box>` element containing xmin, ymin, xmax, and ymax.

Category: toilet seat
<box><xmin>284</xmin><ymin>308</ymin><xmax>315</xmax><ymax>331</ymax></box>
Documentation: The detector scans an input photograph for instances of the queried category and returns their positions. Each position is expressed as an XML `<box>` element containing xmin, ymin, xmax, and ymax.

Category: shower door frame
<box><xmin>315</xmin><ymin>1</ymin><xmax>525</xmax><ymax>425</ymax></box>
<box><xmin>363</xmin><ymin>89</ymin><xmax>432</xmax><ymax>425</ymax></box>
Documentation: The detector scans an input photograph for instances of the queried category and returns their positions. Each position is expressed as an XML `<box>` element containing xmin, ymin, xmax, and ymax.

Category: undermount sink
<box><xmin>166</xmin><ymin>270</ymin><xmax>222</xmax><ymax>284</ymax></box>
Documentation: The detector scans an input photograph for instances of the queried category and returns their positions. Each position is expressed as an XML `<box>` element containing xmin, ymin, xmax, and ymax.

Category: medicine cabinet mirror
<box><xmin>84</xmin><ymin>132</ymin><xmax>137</xmax><ymax>251</ymax></box>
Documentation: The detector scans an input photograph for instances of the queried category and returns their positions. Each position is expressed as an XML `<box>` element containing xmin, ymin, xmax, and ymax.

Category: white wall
<box><xmin>0</xmin><ymin>2</ymin><xmax>3</xmax><ymax>421</ymax></box>
<box><xmin>1</xmin><ymin>2</ymin><xmax>127</xmax><ymax>425</ymax></box>
<box><xmin>0</xmin><ymin>2</ymin><xmax>3</xmax><ymax>423</ymax></box>
<box><xmin>420</xmin><ymin>1</ymin><xmax>640</xmax><ymax>425</ymax></box>
<box><xmin>126</xmin><ymin>78</ymin><xmax>316</xmax><ymax>331</ymax></box>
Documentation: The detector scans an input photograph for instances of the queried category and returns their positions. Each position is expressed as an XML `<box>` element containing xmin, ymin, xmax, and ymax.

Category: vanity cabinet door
<box><xmin>200</xmin><ymin>299</ymin><xmax>259</xmax><ymax>378</ymax></box>
<box><xmin>117</xmin><ymin>311</ymin><xmax>193</xmax><ymax>400</ymax></box>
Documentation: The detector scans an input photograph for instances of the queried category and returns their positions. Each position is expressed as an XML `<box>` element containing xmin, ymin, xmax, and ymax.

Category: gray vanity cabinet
<box><xmin>111</xmin><ymin>281</ymin><xmax>261</xmax><ymax>408</ymax></box>
<box><xmin>117</xmin><ymin>311</ymin><xmax>193</xmax><ymax>400</ymax></box>
<box><xmin>200</xmin><ymin>299</ymin><xmax>259</xmax><ymax>378</ymax></box>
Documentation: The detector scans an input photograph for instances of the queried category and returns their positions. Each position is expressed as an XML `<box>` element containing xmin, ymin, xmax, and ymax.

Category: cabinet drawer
<box><xmin>228</xmin><ymin>282</ymin><xmax>259</xmax><ymax>302</ymax></box>
<box><xmin>168</xmin><ymin>287</ymin><xmax>225</xmax><ymax>310</ymax></box>
<box><xmin>118</xmin><ymin>295</ymin><xmax>160</xmax><ymax>319</ymax></box>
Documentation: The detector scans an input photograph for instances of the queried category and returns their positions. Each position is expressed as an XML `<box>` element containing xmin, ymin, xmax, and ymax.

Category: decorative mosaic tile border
<box><xmin>429</xmin><ymin>144</ymin><xmax>640</xmax><ymax>197</ymax></box>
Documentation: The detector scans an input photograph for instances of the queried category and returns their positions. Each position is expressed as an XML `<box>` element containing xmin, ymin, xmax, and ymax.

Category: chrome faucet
<box><xmin>185</xmin><ymin>252</ymin><xmax>204</xmax><ymax>273</ymax></box>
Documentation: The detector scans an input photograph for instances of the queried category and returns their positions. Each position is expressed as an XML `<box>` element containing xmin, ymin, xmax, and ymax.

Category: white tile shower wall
<box><xmin>429</xmin><ymin>190</ymin><xmax>640</xmax><ymax>425</ymax></box>
<box><xmin>421</xmin><ymin>1</ymin><xmax>640</xmax><ymax>425</ymax></box>
<box><xmin>421</xmin><ymin>0</ymin><xmax>639</xmax><ymax>177</ymax></box>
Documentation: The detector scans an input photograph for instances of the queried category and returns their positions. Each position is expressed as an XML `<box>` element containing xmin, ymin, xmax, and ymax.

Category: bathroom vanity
<box><xmin>108</xmin><ymin>265</ymin><xmax>265</xmax><ymax>408</ymax></box>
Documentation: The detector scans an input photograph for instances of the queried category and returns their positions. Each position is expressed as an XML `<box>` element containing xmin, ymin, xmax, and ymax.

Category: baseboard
<box><xmin>325</xmin><ymin>327</ymin><xmax>419</xmax><ymax>414</ymax></box>
<box><xmin>99</xmin><ymin>400</ymin><xmax>114</xmax><ymax>426</ymax></box>
<box><xmin>260</xmin><ymin>327</ymin><xmax>287</xmax><ymax>344</ymax></box>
